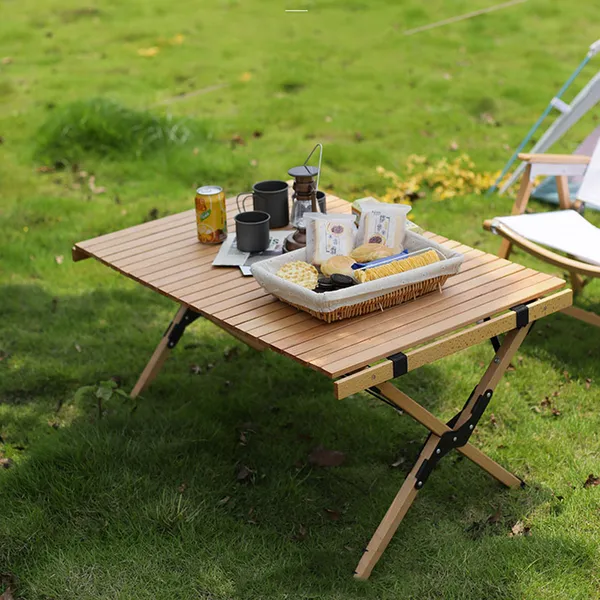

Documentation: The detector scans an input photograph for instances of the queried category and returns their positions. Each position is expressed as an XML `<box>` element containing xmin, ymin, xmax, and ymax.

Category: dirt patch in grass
<box><xmin>59</xmin><ymin>7</ymin><xmax>103</xmax><ymax>23</ymax></box>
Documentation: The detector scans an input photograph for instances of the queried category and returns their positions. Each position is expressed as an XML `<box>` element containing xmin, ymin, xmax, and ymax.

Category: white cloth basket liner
<box><xmin>251</xmin><ymin>231</ymin><xmax>464</xmax><ymax>314</ymax></box>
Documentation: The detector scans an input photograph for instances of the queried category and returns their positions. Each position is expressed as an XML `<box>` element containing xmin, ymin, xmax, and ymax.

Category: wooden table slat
<box><xmin>131</xmin><ymin>244</ymin><xmax>223</xmax><ymax>277</ymax></box>
<box><xmin>100</xmin><ymin>228</ymin><xmax>201</xmax><ymax>263</ymax></box>
<box><xmin>193</xmin><ymin>286</ymin><xmax>270</xmax><ymax>313</ymax></box>
<box><xmin>102</xmin><ymin>223</ymin><xmax>198</xmax><ymax>260</ymax></box>
<box><xmin>147</xmin><ymin>257</ymin><xmax>227</xmax><ymax>288</ymax></box>
<box><xmin>214</xmin><ymin>295</ymin><xmax>279</xmax><ymax>321</ymax></box>
<box><xmin>186</xmin><ymin>279</ymin><xmax>263</xmax><ymax>309</ymax></box>
<box><xmin>83</xmin><ymin>214</ymin><xmax>195</xmax><ymax>253</ymax></box>
<box><xmin>78</xmin><ymin>209</ymin><xmax>196</xmax><ymax>249</ymax></box>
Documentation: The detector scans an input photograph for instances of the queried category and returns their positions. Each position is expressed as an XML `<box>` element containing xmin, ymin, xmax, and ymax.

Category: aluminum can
<box><xmin>195</xmin><ymin>185</ymin><xmax>227</xmax><ymax>244</ymax></box>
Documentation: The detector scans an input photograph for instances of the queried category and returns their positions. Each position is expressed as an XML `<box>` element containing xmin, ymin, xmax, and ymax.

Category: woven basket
<box><xmin>285</xmin><ymin>274</ymin><xmax>450</xmax><ymax>322</ymax></box>
<box><xmin>251</xmin><ymin>231</ymin><xmax>464</xmax><ymax>323</ymax></box>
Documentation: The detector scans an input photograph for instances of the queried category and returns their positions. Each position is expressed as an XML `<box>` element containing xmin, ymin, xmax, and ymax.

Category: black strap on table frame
<box><xmin>387</xmin><ymin>351</ymin><xmax>408</xmax><ymax>378</ymax></box>
<box><xmin>510</xmin><ymin>303</ymin><xmax>530</xmax><ymax>329</ymax></box>
<box><xmin>165</xmin><ymin>308</ymin><xmax>202</xmax><ymax>349</ymax></box>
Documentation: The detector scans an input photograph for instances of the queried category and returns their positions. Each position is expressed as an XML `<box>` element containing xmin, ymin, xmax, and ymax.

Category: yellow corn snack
<box><xmin>355</xmin><ymin>249</ymin><xmax>440</xmax><ymax>283</ymax></box>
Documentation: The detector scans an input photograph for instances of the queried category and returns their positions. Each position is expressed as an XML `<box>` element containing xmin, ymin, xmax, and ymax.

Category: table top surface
<box><xmin>74</xmin><ymin>193</ymin><xmax>566</xmax><ymax>379</ymax></box>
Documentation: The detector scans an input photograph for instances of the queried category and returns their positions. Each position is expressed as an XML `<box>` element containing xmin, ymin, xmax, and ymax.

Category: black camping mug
<box><xmin>237</xmin><ymin>180</ymin><xmax>289</xmax><ymax>228</ymax></box>
<box><xmin>234</xmin><ymin>210</ymin><xmax>270</xmax><ymax>253</ymax></box>
<box><xmin>316</xmin><ymin>190</ymin><xmax>327</xmax><ymax>213</ymax></box>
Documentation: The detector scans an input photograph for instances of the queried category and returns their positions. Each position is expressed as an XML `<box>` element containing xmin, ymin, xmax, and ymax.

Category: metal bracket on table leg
<box><xmin>484</xmin><ymin>302</ymin><xmax>532</xmax><ymax>353</ymax></box>
<box><xmin>366</xmin><ymin>387</ymin><xmax>404</xmax><ymax>415</ymax></box>
<box><xmin>414</xmin><ymin>389</ymin><xmax>493</xmax><ymax>489</ymax></box>
<box><xmin>166</xmin><ymin>308</ymin><xmax>202</xmax><ymax>349</ymax></box>
<box><xmin>481</xmin><ymin>317</ymin><xmax>501</xmax><ymax>352</ymax></box>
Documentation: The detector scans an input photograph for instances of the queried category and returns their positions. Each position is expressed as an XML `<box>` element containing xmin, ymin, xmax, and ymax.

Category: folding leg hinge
<box><xmin>490</xmin><ymin>335</ymin><xmax>501</xmax><ymax>352</ymax></box>
<box><xmin>166</xmin><ymin>308</ymin><xmax>201</xmax><ymax>349</ymax></box>
<box><xmin>414</xmin><ymin>389</ymin><xmax>493</xmax><ymax>489</ymax></box>
<box><xmin>482</xmin><ymin>316</ymin><xmax>502</xmax><ymax>352</ymax></box>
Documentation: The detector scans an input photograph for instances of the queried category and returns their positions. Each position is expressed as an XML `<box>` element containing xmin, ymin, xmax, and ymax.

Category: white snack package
<box><xmin>356</xmin><ymin>201</ymin><xmax>412</xmax><ymax>249</ymax></box>
<box><xmin>305</xmin><ymin>212</ymin><xmax>357</xmax><ymax>266</ymax></box>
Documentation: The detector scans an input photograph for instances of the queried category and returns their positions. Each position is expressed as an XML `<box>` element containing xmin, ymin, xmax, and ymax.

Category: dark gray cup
<box><xmin>316</xmin><ymin>190</ymin><xmax>327</xmax><ymax>213</ymax></box>
<box><xmin>237</xmin><ymin>181</ymin><xmax>289</xmax><ymax>228</ymax></box>
<box><xmin>234</xmin><ymin>210</ymin><xmax>270</xmax><ymax>252</ymax></box>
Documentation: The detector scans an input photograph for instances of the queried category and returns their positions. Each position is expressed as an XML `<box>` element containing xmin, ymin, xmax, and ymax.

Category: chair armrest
<box><xmin>483</xmin><ymin>220</ymin><xmax>600</xmax><ymax>278</ymax></box>
<box><xmin>517</xmin><ymin>153</ymin><xmax>591</xmax><ymax>165</ymax></box>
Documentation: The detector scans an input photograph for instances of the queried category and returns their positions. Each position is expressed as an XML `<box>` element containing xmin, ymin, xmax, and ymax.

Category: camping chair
<box><xmin>484</xmin><ymin>144</ymin><xmax>600</xmax><ymax>327</ymax></box>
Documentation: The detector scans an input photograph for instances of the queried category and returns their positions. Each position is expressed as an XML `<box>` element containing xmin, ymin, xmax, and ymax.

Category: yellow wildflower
<box><xmin>137</xmin><ymin>47</ymin><xmax>160</xmax><ymax>57</ymax></box>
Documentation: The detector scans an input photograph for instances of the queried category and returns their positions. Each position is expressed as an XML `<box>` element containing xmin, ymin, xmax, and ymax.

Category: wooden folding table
<box><xmin>73</xmin><ymin>193</ymin><xmax>571</xmax><ymax>579</ymax></box>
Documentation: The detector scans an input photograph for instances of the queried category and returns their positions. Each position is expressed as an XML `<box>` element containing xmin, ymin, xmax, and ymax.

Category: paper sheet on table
<box><xmin>212</xmin><ymin>230</ymin><xmax>290</xmax><ymax>275</ymax></box>
<box><xmin>212</xmin><ymin>234</ymin><xmax>249</xmax><ymax>267</ymax></box>
<box><xmin>239</xmin><ymin>231</ymin><xmax>289</xmax><ymax>276</ymax></box>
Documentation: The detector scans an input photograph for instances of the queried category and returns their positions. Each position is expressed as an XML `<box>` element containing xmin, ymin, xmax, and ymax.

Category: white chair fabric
<box><xmin>494</xmin><ymin>210</ymin><xmax>600</xmax><ymax>266</ymax></box>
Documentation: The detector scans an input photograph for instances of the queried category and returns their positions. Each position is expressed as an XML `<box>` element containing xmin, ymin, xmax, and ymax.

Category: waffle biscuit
<box><xmin>276</xmin><ymin>261</ymin><xmax>319</xmax><ymax>289</ymax></box>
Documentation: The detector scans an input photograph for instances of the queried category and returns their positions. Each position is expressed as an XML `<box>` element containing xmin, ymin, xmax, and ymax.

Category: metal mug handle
<box><xmin>236</xmin><ymin>192</ymin><xmax>252</xmax><ymax>214</ymax></box>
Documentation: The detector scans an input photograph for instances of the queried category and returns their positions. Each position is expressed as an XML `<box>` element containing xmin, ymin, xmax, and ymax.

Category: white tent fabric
<box><xmin>493</xmin><ymin>210</ymin><xmax>600</xmax><ymax>266</ymax></box>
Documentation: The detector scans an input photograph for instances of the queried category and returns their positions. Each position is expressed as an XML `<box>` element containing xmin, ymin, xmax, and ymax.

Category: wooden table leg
<box><xmin>131</xmin><ymin>305</ymin><xmax>193</xmax><ymax>398</ymax></box>
<box><xmin>453</xmin><ymin>325</ymin><xmax>530</xmax><ymax>430</ymax></box>
<box><xmin>354</xmin><ymin>324</ymin><xmax>531</xmax><ymax>580</ymax></box>
<box><xmin>354</xmin><ymin>434</ymin><xmax>439</xmax><ymax>580</ymax></box>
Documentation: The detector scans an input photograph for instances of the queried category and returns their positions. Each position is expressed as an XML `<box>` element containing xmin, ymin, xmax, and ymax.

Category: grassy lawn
<box><xmin>1</xmin><ymin>0</ymin><xmax>600</xmax><ymax>598</ymax></box>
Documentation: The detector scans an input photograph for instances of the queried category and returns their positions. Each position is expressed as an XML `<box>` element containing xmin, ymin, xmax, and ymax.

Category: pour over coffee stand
<box><xmin>285</xmin><ymin>143</ymin><xmax>323</xmax><ymax>252</ymax></box>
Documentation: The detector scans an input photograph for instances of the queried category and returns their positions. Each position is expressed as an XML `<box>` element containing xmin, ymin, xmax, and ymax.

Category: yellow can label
<box><xmin>195</xmin><ymin>187</ymin><xmax>227</xmax><ymax>244</ymax></box>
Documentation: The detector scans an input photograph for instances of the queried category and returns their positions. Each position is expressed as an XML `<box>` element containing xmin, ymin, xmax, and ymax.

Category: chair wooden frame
<box><xmin>485</xmin><ymin>153</ymin><xmax>600</xmax><ymax>328</ymax></box>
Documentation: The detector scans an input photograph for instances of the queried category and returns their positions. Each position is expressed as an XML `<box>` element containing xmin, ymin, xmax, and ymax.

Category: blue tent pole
<box><xmin>488</xmin><ymin>51</ymin><xmax>593</xmax><ymax>195</ymax></box>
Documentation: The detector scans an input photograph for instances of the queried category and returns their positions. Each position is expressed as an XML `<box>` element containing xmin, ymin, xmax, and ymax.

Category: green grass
<box><xmin>35</xmin><ymin>98</ymin><xmax>202</xmax><ymax>161</ymax></box>
<box><xmin>1</xmin><ymin>0</ymin><xmax>600</xmax><ymax>598</ymax></box>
